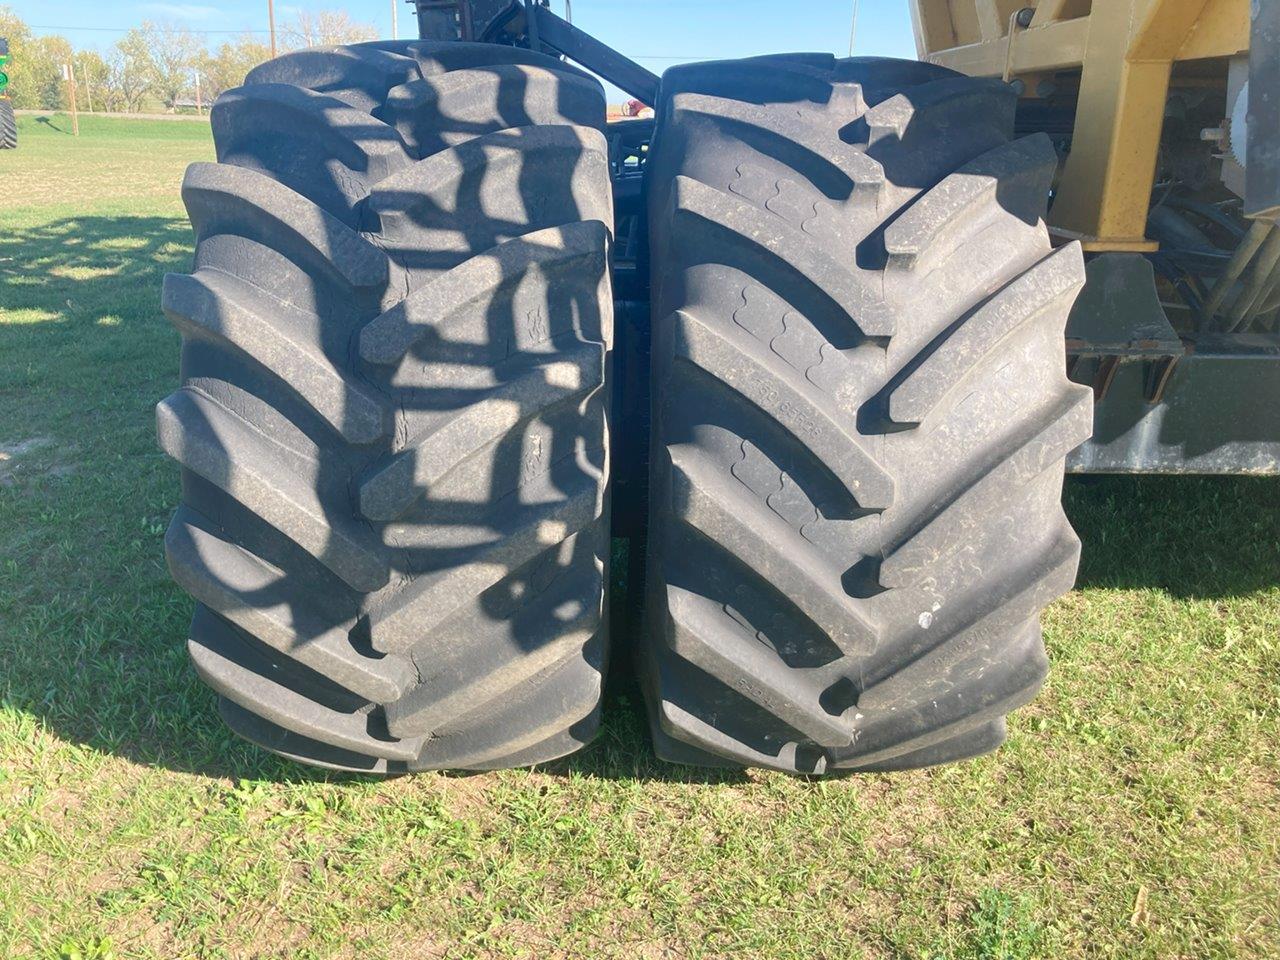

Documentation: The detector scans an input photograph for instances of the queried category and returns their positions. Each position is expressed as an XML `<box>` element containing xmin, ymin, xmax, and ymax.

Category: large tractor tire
<box><xmin>157</xmin><ymin>41</ymin><xmax>615</xmax><ymax>772</ymax></box>
<box><xmin>641</xmin><ymin>55</ymin><xmax>1092</xmax><ymax>774</ymax></box>
<box><xmin>0</xmin><ymin>99</ymin><xmax>16</xmax><ymax>149</ymax></box>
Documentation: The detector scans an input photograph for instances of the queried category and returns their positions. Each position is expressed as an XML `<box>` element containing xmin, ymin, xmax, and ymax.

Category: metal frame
<box><xmin>1069</xmin><ymin>332</ymin><xmax>1280</xmax><ymax>473</ymax></box>
<box><xmin>413</xmin><ymin>0</ymin><xmax>659</xmax><ymax>103</ymax></box>
<box><xmin>414</xmin><ymin>0</ymin><xmax>480</xmax><ymax>40</ymax></box>
<box><xmin>524</xmin><ymin>5</ymin><xmax>659</xmax><ymax>104</ymax></box>
<box><xmin>910</xmin><ymin>0</ymin><xmax>1256</xmax><ymax>250</ymax></box>
<box><xmin>1247</xmin><ymin>0</ymin><xmax>1280</xmax><ymax>219</ymax></box>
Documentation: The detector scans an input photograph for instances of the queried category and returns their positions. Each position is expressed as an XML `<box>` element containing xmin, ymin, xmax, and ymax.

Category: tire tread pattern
<box><xmin>643</xmin><ymin>55</ymin><xmax>1091</xmax><ymax>774</ymax></box>
<box><xmin>159</xmin><ymin>41</ymin><xmax>613</xmax><ymax>772</ymax></box>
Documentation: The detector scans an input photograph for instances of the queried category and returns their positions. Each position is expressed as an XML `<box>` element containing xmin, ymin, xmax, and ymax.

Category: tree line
<box><xmin>0</xmin><ymin>6</ymin><xmax>379</xmax><ymax>114</ymax></box>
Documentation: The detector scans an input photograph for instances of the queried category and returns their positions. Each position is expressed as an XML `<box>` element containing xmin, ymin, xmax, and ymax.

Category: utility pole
<box><xmin>847</xmin><ymin>0</ymin><xmax>859</xmax><ymax>56</ymax></box>
<box><xmin>268</xmin><ymin>0</ymin><xmax>277</xmax><ymax>57</ymax></box>
<box><xmin>391</xmin><ymin>0</ymin><xmax>398</xmax><ymax>40</ymax></box>
<box><xmin>62</xmin><ymin>62</ymin><xmax>79</xmax><ymax>136</ymax></box>
<box><xmin>194</xmin><ymin>69</ymin><xmax>203</xmax><ymax>116</ymax></box>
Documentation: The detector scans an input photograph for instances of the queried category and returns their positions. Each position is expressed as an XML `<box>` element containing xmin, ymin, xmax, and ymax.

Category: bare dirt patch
<box><xmin>0</xmin><ymin>436</ymin><xmax>75</xmax><ymax>486</ymax></box>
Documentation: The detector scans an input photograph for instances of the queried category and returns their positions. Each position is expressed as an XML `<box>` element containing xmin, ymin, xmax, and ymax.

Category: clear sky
<box><xmin>11</xmin><ymin>0</ymin><xmax>921</xmax><ymax>98</ymax></box>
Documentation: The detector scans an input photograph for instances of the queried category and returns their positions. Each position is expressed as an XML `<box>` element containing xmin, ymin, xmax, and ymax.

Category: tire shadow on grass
<box><xmin>0</xmin><ymin>211</ymin><xmax>737</xmax><ymax>785</ymax></box>
<box><xmin>1064</xmin><ymin>474</ymin><xmax>1280</xmax><ymax>599</ymax></box>
<box><xmin>0</xmin><ymin>213</ymin><xmax>309</xmax><ymax>782</ymax></box>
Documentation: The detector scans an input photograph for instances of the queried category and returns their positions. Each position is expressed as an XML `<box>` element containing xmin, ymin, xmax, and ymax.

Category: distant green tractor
<box><xmin>0</xmin><ymin>39</ymin><xmax>16</xmax><ymax>150</ymax></box>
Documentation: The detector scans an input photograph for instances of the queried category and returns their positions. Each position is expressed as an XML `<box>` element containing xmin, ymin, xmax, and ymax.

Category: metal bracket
<box><xmin>1066</xmin><ymin>253</ymin><xmax>1184</xmax><ymax>403</ymax></box>
<box><xmin>1068</xmin><ymin>332</ymin><xmax>1280</xmax><ymax>475</ymax></box>
<box><xmin>523</xmin><ymin>4</ymin><xmax>659</xmax><ymax>104</ymax></box>
<box><xmin>414</xmin><ymin>0</ymin><xmax>660</xmax><ymax>103</ymax></box>
<box><xmin>1141</xmin><ymin>355</ymin><xmax>1179</xmax><ymax>404</ymax></box>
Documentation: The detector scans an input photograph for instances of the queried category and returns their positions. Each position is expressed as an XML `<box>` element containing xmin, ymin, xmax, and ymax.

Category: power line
<box><xmin>28</xmin><ymin>26</ymin><xmax>720</xmax><ymax>59</ymax></box>
<box><xmin>28</xmin><ymin>24</ymin><xmax>716</xmax><ymax>56</ymax></box>
<box><xmin>27</xmin><ymin>21</ymin><xmax>727</xmax><ymax>64</ymax></box>
<box><xmin>29</xmin><ymin>24</ymin><xmax>272</xmax><ymax>35</ymax></box>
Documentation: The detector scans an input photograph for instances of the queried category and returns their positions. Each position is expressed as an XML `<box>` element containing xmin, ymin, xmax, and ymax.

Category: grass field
<box><xmin>0</xmin><ymin>112</ymin><xmax>1277</xmax><ymax>960</ymax></box>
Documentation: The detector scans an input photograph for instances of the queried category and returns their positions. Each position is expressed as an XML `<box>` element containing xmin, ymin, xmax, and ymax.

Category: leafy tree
<box><xmin>284</xmin><ymin>10</ymin><xmax>378</xmax><ymax>49</ymax></box>
<box><xmin>196</xmin><ymin>34</ymin><xmax>272</xmax><ymax>101</ymax></box>
<box><xmin>105</xmin><ymin>28</ymin><xmax>152</xmax><ymax>113</ymax></box>
<box><xmin>140</xmin><ymin>21</ymin><xmax>200</xmax><ymax>109</ymax></box>
<box><xmin>26</xmin><ymin>34</ymin><xmax>74</xmax><ymax>110</ymax></box>
<box><xmin>77</xmin><ymin>50</ymin><xmax>110</xmax><ymax>113</ymax></box>
<box><xmin>0</xmin><ymin>3</ymin><xmax>378</xmax><ymax>117</ymax></box>
<box><xmin>0</xmin><ymin>5</ymin><xmax>37</xmax><ymax>109</ymax></box>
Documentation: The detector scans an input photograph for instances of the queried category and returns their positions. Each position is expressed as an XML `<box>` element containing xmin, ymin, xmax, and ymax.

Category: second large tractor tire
<box><xmin>157</xmin><ymin>41</ymin><xmax>615</xmax><ymax>772</ymax></box>
<box><xmin>641</xmin><ymin>55</ymin><xmax>1092</xmax><ymax>774</ymax></box>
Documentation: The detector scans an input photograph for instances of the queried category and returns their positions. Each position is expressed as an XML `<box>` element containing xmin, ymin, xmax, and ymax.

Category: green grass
<box><xmin>1</xmin><ymin>112</ymin><xmax>1277</xmax><ymax>960</ymax></box>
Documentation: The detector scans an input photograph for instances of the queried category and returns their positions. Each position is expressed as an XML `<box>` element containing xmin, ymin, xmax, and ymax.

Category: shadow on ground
<box><xmin>0</xmin><ymin>213</ymin><xmax>1276</xmax><ymax>784</ymax></box>
<box><xmin>33</xmin><ymin>115</ymin><xmax>70</xmax><ymax>134</ymax></box>
<box><xmin>1064</xmin><ymin>474</ymin><xmax>1280</xmax><ymax>598</ymax></box>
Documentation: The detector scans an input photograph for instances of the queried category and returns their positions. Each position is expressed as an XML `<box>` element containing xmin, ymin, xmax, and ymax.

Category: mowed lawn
<box><xmin>0</xmin><ymin>113</ymin><xmax>1277</xmax><ymax>960</ymax></box>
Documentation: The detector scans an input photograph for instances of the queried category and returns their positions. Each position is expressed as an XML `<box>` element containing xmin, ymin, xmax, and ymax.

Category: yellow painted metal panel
<box><xmin>1130</xmin><ymin>0</ymin><xmax>1215</xmax><ymax>59</ymax></box>
<box><xmin>909</xmin><ymin>0</ymin><xmax>960</xmax><ymax>57</ymax></box>
<box><xmin>909</xmin><ymin>1</ymin><xmax>929</xmax><ymax>58</ymax></box>
<box><xmin>1031</xmin><ymin>0</ymin><xmax>1093</xmax><ymax>28</ymax></box>
<box><xmin>911</xmin><ymin>0</ymin><xmax>1250</xmax><ymax>249</ymax></box>
<box><xmin>1052</xmin><ymin>1</ymin><xmax>1175</xmax><ymax>242</ymax></box>
<box><xmin>1050</xmin><ymin>228</ymin><xmax>1161</xmax><ymax>252</ymax></box>
<box><xmin>911</xmin><ymin>0</ymin><xmax>1244</xmax><ymax>60</ymax></box>
<box><xmin>975</xmin><ymin>0</ymin><xmax>1025</xmax><ymax>40</ymax></box>
<box><xmin>977</xmin><ymin>0</ymin><xmax>1005</xmax><ymax>41</ymax></box>
<box><xmin>924</xmin><ymin>18</ymin><xmax>1090</xmax><ymax>75</ymax></box>
<box><xmin>915</xmin><ymin>0</ymin><xmax>1246</xmax><ymax>67</ymax></box>
<box><xmin>1055</xmin><ymin>61</ymin><xmax>1173</xmax><ymax>240</ymax></box>
<box><xmin>1178</xmin><ymin>0</ymin><xmax>1249</xmax><ymax>58</ymax></box>
<box><xmin>949</xmin><ymin>1</ymin><xmax>985</xmax><ymax>46</ymax></box>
